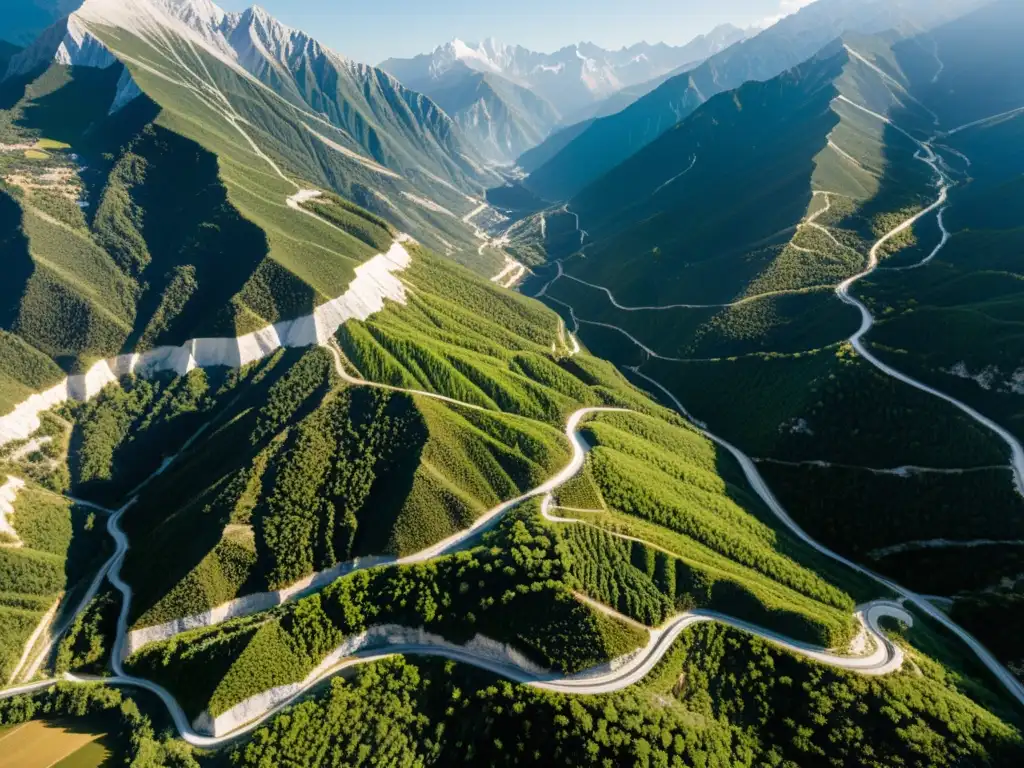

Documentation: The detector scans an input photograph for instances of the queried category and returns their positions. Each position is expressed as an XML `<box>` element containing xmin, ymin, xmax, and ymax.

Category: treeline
<box><xmin>231</xmin><ymin>621</ymin><xmax>1024</xmax><ymax>767</ymax></box>
<box><xmin>127</xmin><ymin>504</ymin><xmax>646</xmax><ymax>721</ymax></box>
<box><xmin>0</xmin><ymin>682</ymin><xmax>200</xmax><ymax>768</ymax></box>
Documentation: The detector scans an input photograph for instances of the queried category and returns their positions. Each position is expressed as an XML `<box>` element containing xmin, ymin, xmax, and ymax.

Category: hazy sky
<box><xmin>218</xmin><ymin>0</ymin><xmax>814</xmax><ymax>65</ymax></box>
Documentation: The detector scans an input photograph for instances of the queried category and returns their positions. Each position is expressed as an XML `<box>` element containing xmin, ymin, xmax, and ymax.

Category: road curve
<box><xmin>833</xmin><ymin>103</ymin><xmax>1024</xmax><ymax>496</ymax></box>
<box><xmin>6</xmin><ymin>90</ymin><xmax>1024</xmax><ymax>747</ymax></box>
<box><xmin>0</xmin><ymin>344</ymin><xmax>926</xmax><ymax>748</ymax></box>
<box><xmin>625</xmin><ymin>364</ymin><xmax>1024</xmax><ymax>706</ymax></box>
<box><xmin>539</xmin><ymin>94</ymin><xmax>1024</xmax><ymax>706</ymax></box>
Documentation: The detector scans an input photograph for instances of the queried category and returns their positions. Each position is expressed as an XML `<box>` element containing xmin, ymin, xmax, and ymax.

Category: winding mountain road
<box><xmin>0</xmin><ymin>318</ymin><xmax>934</xmax><ymax>746</ymax></box>
<box><xmin>532</xmin><ymin>96</ymin><xmax>1024</xmax><ymax>707</ymax></box>
<box><xmin>5</xmin><ymin>55</ymin><xmax>1024</xmax><ymax>749</ymax></box>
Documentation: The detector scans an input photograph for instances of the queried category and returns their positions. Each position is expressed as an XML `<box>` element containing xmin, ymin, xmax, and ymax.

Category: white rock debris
<box><xmin>126</xmin><ymin>554</ymin><xmax>394</xmax><ymax>655</ymax></box>
<box><xmin>0</xmin><ymin>241</ymin><xmax>413</xmax><ymax>449</ymax></box>
<box><xmin>400</xmin><ymin>191</ymin><xmax>457</xmax><ymax>217</ymax></box>
<box><xmin>779</xmin><ymin>417</ymin><xmax>814</xmax><ymax>436</ymax></box>
<box><xmin>0</xmin><ymin>476</ymin><xmax>27</xmax><ymax>548</ymax></box>
<box><xmin>943</xmin><ymin>362</ymin><xmax>1024</xmax><ymax>395</ymax></box>
<box><xmin>193</xmin><ymin>624</ymin><xmax>552</xmax><ymax>737</ymax></box>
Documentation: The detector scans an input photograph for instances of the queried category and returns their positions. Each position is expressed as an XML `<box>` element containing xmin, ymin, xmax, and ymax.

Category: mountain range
<box><xmin>379</xmin><ymin>26</ymin><xmax>752</xmax><ymax>163</ymax></box>
<box><xmin>521</xmin><ymin>0</ymin><xmax>990</xmax><ymax>201</ymax></box>
<box><xmin>2</xmin><ymin>0</ymin><xmax>1024</xmax><ymax>766</ymax></box>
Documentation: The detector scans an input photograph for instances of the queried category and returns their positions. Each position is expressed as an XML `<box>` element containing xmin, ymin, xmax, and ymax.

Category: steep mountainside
<box><xmin>403</xmin><ymin>63</ymin><xmax>560</xmax><ymax>164</ymax></box>
<box><xmin>0</xmin><ymin>0</ymin><xmax>82</xmax><ymax>47</ymax></box>
<box><xmin>0</xmin><ymin>0</ymin><xmax>515</xmax><ymax>398</ymax></box>
<box><xmin>3</xmin><ymin>1</ymin><xmax>1024</xmax><ymax>766</ymax></box>
<box><xmin>516</xmin><ymin>118</ymin><xmax>593</xmax><ymax>173</ymax></box>
<box><xmin>523</xmin><ymin>0</ymin><xmax>988</xmax><ymax>201</ymax></box>
<box><xmin>534</xmin><ymin>2</ymin><xmax>1024</xmax><ymax>655</ymax></box>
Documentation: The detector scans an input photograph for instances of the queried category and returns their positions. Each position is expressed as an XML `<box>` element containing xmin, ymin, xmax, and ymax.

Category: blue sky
<box><xmin>218</xmin><ymin>0</ymin><xmax>812</xmax><ymax>65</ymax></box>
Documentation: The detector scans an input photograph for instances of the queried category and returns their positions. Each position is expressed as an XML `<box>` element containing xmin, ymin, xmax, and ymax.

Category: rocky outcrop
<box><xmin>126</xmin><ymin>555</ymin><xmax>395</xmax><ymax>655</ymax></box>
<box><xmin>3</xmin><ymin>9</ymin><xmax>143</xmax><ymax>115</ymax></box>
<box><xmin>0</xmin><ymin>476</ymin><xmax>27</xmax><ymax>547</ymax></box>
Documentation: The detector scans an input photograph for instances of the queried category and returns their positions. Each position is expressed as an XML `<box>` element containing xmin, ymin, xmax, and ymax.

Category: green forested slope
<box><xmin>0</xmin><ymin>484</ymin><xmax>106</xmax><ymax>681</ymax></box>
<box><xmin>226</xmin><ymin>624</ymin><xmax>1024</xmax><ymax>768</ymax></box>
<box><xmin>126</xmin><ymin>504</ymin><xmax>648</xmax><ymax>722</ymax></box>
<box><xmin>534</xmin><ymin>15</ymin><xmax>1024</xmax><ymax>610</ymax></box>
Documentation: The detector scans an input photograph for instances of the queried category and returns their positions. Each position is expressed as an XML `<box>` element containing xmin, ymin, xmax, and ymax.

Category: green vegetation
<box><xmin>0</xmin><ymin>485</ymin><xmax>106</xmax><ymax>681</ymax></box>
<box><xmin>641</xmin><ymin>345</ymin><xmax>1008</xmax><ymax>468</ymax></box>
<box><xmin>112</xmin><ymin>339</ymin><xmax>571</xmax><ymax>628</ymax></box>
<box><xmin>872</xmin><ymin>545</ymin><xmax>1024</xmax><ymax>597</ymax></box>
<box><xmin>55</xmin><ymin>590</ymin><xmax>119</xmax><ymax>676</ymax></box>
<box><xmin>552</xmin><ymin>412</ymin><xmax>862</xmax><ymax>645</ymax></box>
<box><xmin>546</xmin><ymin>274</ymin><xmax>860</xmax><ymax>360</ymax></box>
<box><xmin>338</xmin><ymin>249</ymin><xmax>647</xmax><ymax>427</ymax></box>
<box><xmin>0</xmin><ymin>683</ymin><xmax>199</xmax><ymax>768</ymax></box>
<box><xmin>230</xmin><ymin>622</ymin><xmax>1024</xmax><ymax>767</ymax></box>
<box><xmin>952</xmin><ymin>590</ymin><xmax>1024</xmax><ymax>682</ymax></box>
<box><xmin>861</xmin><ymin>226</ymin><xmax>1024</xmax><ymax>443</ymax></box>
<box><xmin>299</xmin><ymin>191</ymin><xmax>395</xmax><ymax>252</ymax></box>
<box><xmin>553</xmin><ymin>460</ymin><xmax>605</xmax><ymax>510</ymax></box>
<box><xmin>126</xmin><ymin>504</ymin><xmax>647</xmax><ymax>721</ymax></box>
<box><xmin>759</xmin><ymin>462</ymin><xmax>1024</xmax><ymax>565</ymax></box>
<box><xmin>66</xmin><ymin>368</ymin><xmax>228</xmax><ymax>505</ymax></box>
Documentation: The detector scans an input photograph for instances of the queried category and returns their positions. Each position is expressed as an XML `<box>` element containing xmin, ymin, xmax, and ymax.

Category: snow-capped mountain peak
<box><xmin>154</xmin><ymin>0</ymin><xmax>226</xmax><ymax>29</ymax></box>
<box><xmin>4</xmin><ymin>0</ymin><xmax>348</xmax><ymax>109</ymax></box>
<box><xmin>382</xmin><ymin>27</ymin><xmax>757</xmax><ymax>119</ymax></box>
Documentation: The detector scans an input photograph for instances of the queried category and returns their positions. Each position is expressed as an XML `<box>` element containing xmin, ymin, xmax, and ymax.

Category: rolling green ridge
<box><xmin>534</xmin><ymin>13</ymin><xmax>1024</xmax><ymax>608</ymax></box>
<box><xmin>126</xmin><ymin>503</ymin><xmax>646</xmax><ymax>722</ymax></box>
<box><xmin>3</xmin><ymin>1</ymin><xmax>1024</xmax><ymax>763</ymax></box>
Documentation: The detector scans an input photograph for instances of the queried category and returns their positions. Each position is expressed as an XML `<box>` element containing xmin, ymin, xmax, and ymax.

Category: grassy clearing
<box><xmin>33</xmin><ymin>139</ymin><xmax>71</xmax><ymax>151</ymax></box>
<box><xmin>0</xmin><ymin>720</ymin><xmax>107</xmax><ymax>768</ymax></box>
<box><xmin>0</xmin><ymin>486</ymin><xmax>106</xmax><ymax>681</ymax></box>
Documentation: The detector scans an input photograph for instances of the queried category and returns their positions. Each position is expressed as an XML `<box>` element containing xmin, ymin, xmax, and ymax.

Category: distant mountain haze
<box><xmin>523</xmin><ymin>0</ymin><xmax>991</xmax><ymax>201</ymax></box>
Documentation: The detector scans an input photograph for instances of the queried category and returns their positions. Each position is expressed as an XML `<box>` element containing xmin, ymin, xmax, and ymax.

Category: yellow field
<box><xmin>0</xmin><ymin>720</ymin><xmax>109</xmax><ymax>768</ymax></box>
<box><xmin>53</xmin><ymin>739</ymin><xmax>113</xmax><ymax>767</ymax></box>
<box><xmin>23</xmin><ymin>149</ymin><xmax>48</xmax><ymax>159</ymax></box>
<box><xmin>34</xmin><ymin>139</ymin><xmax>71</xmax><ymax>150</ymax></box>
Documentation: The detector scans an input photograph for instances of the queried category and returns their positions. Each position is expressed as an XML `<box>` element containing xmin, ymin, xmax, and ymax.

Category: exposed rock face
<box><xmin>192</xmin><ymin>624</ymin><xmax>553</xmax><ymax>737</ymax></box>
<box><xmin>0</xmin><ymin>476</ymin><xmax>27</xmax><ymax>548</ymax></box>
<box><xmin>0</xmin><ymin>240</ymin><xmax>413</xmax><ymax>448</ymax></box>
<box><xmin>5</xmin><ymin>13</ymin><xmax>116</xmax><ymax>77</ymax></box>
